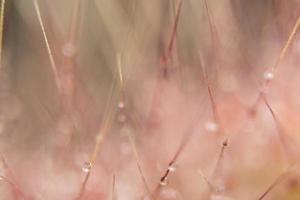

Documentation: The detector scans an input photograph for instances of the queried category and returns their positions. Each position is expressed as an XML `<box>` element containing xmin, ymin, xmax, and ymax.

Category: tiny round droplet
<box><xmin>118</xmin><ymin>101</ymin><xmax>125</xmax><ymax>109</ymax></box>
<box><xmin>160</xmin><ymin>178</ymin><xmax>168</xmax><ymax>186</ymax></box>
<box><xmin>82</xmin><ymin>162</ymin><xmax>92</xmax><ymax>173</ymax></box>
<box><xmin>168</xmin><ymin>165</ymin><xmax>177</xmax><ymax>172</ymax></box>
<box><xmin>263</xmin><ymin>71</ymin><xmax>274</xmax><ymax>81</ymax></box>
<box><xmin>205</xmin><ymin>121</ymin><xmax>219</xmax><ymax>132</ymax></box>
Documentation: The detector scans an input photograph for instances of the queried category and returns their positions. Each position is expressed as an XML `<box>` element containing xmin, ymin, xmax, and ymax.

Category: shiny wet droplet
<box><xmin>160</xmin><ymin>178</ymin><xmax>168</xmax><ymax>186</ymax></box>
<box><xmin>118</xmin><ymin>101</ymin><xmax>125</xmax><ymax>109</ymax></box>
<box><xmin>263</xmin><ymin>71</ymin><xmax>274</xmax><ymax>81</ymax></box>
<box><xmin>82</xmin><ymin>162</ymin><xmax>92</xmax><ymax>173</ymax></box>
<box><xmin>168</xmin><ymin>165</ymin><xmax>177</xmax><ymax>172</ymax></box>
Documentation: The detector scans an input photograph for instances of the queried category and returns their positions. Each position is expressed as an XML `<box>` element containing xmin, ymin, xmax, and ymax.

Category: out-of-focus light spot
<box><xmin>62</xmin><ymin>43</ymin><xmax>76</xmax><ymax>57</ymax></box>
<box><xmin>205</xmin><ymin>121</ymin><xmax>219</xmax><ymax>133</ymax></box>
<box><xmin>118</xmin><ymin>101</ymin><xmax>125</xmax><ymax>109</ymax></box>
<box><xmin>263</xmin><ymin>71</ymin><xmax>274</xmax><ymax>81</ymax></box>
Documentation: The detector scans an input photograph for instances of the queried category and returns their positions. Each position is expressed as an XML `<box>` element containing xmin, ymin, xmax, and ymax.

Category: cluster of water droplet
<box><xmin>117</xmin><ymin>100</ymin><xmax>133</xmax><ymax>157</ymax></box>
<box><xmin>117</xmin><ymin>101</ymin><xmax>126</xmax><ymax>126</ymax></box>
<box><xmin>117</xmin><ymin>101</ymin><xmax>127</xmax><ymax>123</ymax></box>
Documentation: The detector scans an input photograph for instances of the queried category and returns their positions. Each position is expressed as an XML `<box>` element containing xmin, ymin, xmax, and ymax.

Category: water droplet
<box><xmin>118</xmin><ymin>101</ymin><xmax>125</xmax><ymax>109</ymax></box>
<box><xmin>168</xmin><ymin>165</ymin><xmax>177</xmax><ymax>172</ymax></box>
<box><xmin>82</xmin><ymin>162</ymin><xmax>92</xmax><ymax>173</ymax></box>
<box><xmin>160</xmin><ymin>178</ymin><xmax>168</xmax><ymax>186</ymax></box>
<box><xmin>205</xmin><ymin>121</ymin><xmax>219</xmax><ymax>132</ymax></box>
<box><xmin>263</xmin><ymin>71</ymin><xmax>274</xmax><ymax>81</ymax></box>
